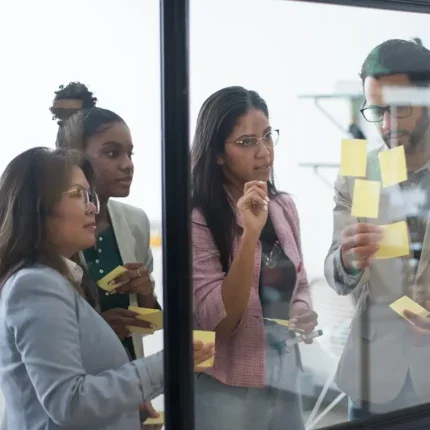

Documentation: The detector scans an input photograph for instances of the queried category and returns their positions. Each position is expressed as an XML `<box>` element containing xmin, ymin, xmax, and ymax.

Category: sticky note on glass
<box><xmin>389</xmin><ymin>296</ymin><xmax>430</xmax><ymax>323</ymax></box>
<box><xmin>351</xmin><ymin>179</ymin><xmax>381</xmax><ymax>219</ymax></box>
<box><xmin>378</xmin><ymin>145</ymin><xmax>407</xmax><ymax>188</ymax></box>
<box><xmin>127</xmin><ymin>306</ymin><xmax>163</xmax><ymax>335</ymax></box>
<box><xmin>375</xmin><ymin>221</ymin><xmax>409</xmax><ymax>259</ymax></box>
<box><xmin>144</xmin><ymin>411</ymin><xmax>164</xmax><ymax>425</ymax></box>
<box><xmin>97</xmin><ymin>266</ymin><xmax>128</xmax><ymax>292</ymax></box>
<box><xmin>340</xmin><ymin>139</ymin><xmax>367</xmax><ymax>177</ymax></box>
<box><xmin>193</xmin><ymin>330</ymin><xmax>215</xmax><ymax>368</ymax></box>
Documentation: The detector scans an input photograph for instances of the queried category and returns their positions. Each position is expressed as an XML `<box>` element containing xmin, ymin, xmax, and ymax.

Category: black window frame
<box><xmin>159</xmin><ymin>0</ymin><xmax>430</xmax><ymax>428</ymax></box>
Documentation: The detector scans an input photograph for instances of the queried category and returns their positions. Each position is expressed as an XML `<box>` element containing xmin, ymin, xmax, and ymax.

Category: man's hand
<box><xmin>111</xmin><ymin>263</ymin><xmax>154</xmax><ymax>296</ymax></box>
<box><xmin>193</xmin><ymin>340</ymin><xmax>215</xmax><ymax>373</ymax></box>
<box><xmin>341</xmin><ymin>223</ymin><xmax>382</xmax><ymax>271</ymax></box>
<box><xmin>102</xmin><ymin>308</ymin><xmax>155</xmax><ymax>340</ymax></box>
<box><xmin>403</xmin><ymin>301</ymin><xmax>430</xmax><ymax>347</ymax></box>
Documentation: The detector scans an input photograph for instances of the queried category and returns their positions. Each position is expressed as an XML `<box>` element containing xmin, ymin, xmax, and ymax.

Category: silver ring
<box><xmin>137</xmin><ymin>269</ymin><xmax>142</xmax><ymax>277</ymax></box>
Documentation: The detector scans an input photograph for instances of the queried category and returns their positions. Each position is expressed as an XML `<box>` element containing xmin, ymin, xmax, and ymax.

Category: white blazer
<box><xmin>80</xmin><ymin>199</ymin><xmax>157</xmax><ymax>359</ymax></box>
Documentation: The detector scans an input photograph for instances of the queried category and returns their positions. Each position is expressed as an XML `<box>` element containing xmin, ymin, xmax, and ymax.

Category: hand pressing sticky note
<box><xmin>351</xmin><ymin>179</ymin><xmax>381</xmax><ymax>219</ymax></box>
<box><xmin>193</xmin><ymin>330</ymin><xmax>215</xmax><ymax>368</ymax></box>
<box><xmin>378</xmin><ymin>145</ymin><xmax>407</xmax><ymax>188</ymax></box>
<box><xmin>375</xmin><ymin>221</ymin><xmax>409</xmax><ymax>259</ymax></box>
<box><xmin>144</xmin><ymin>411</ymin><xmax>164</xmax><ymax>426</ymax></box>
<box><xmin>340</xmin><ymin>139</ymin><xmax>367</xmax><ymax>177</ymax></box>
<box><xmin>97</xmin><ymin>266</ymin><xmax>128</xmax><ymax>292</ymax></box>
<box><xmin>390</xmin><ymin>296</ymin><xmax>430</xmax><ymax>323</ymax></box>
<box><xmin>127</xmin><ymin>306</ymin><xmax>163</xmax><ymax>335</ymax></box>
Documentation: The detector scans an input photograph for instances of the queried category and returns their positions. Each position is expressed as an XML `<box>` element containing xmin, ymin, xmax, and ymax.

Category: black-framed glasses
<box><xmin>360</xmin><ymin>105</ymin><xmax>413</xmax><ymax>123</ymax></box>
<box><xmin>64</xmin><ymin>186</ymin><xmax>100</xmax><ymax>214</ymax></box>
<box><xmin>229</xmin><ymin>129</ymin><xmax>280</xmax><ymax>149</ymax></box>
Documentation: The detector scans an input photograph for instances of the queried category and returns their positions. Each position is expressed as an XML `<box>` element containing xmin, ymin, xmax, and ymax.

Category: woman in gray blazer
<box><xmin>0</xmin><ymin>147</ymin><xmax>213</xmax><ymax>430</ymax></box>
<box><xmin>56</xmin><ymin>107</ymin><xmax>162</xmax><ymax>421</ymax></box>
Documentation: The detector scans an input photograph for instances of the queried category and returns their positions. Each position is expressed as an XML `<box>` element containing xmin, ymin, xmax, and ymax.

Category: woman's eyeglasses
<box><xmin>228</xmin><ymin>129</ymin><xmax>280</xmax><ymax>149</ymax></box>
<box><xmin>64</xmin><ymin>187</ymin><xmax>100</xmax><ymax>214</ymax></box>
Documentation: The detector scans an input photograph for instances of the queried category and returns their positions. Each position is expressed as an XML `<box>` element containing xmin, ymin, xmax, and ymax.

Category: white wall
<box><xmin>1</xmin><ymin>0</ymin><xmax>430</xmax><ymax>420</ymax></box>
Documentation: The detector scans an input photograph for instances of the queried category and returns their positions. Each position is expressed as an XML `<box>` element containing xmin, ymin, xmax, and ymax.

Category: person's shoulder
<box><xmin>108</xmin><ymin>200</ymin><xmax>149</xmax><ymax>224</ymax></box>
<box><xmin>2</xmin><ymin>265</ymin><xmax>72</xmax><ymax>304</ymax></box>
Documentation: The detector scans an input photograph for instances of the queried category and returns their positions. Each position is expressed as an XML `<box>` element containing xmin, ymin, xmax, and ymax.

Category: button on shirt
<box><xmin>83</xmin><ymin>225</ymin><xmax>136</xmax><ymax>360</ymax></box>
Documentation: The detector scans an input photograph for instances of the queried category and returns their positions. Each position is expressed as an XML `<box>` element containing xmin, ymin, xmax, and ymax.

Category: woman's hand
<box><xmin>237</xmin><ymin>180</ymin><xmax>269</xmax><ymax>238</ymax></box>
<box><xmin>111</xmin><ymin>263</ymin><xmax>154</xmax><ymax>296</ymax></box>
<box><xmin>193</xmin><ymin>340</ymin><xmax>215</xmax><ymax>372</ymax></box>
<box><xmin>289</xmin><ymin>302</ymin><xmax>318</xmax><ymax>344</ymax></box>
<box><xmin>102</xmin><ymin>308</ymin><xmax>154</xmax><ymax>340</ymax></box>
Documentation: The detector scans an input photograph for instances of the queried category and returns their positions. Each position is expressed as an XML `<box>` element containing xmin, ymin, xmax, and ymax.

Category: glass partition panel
<box><xmin>188</xmin><ymin>1</ymin><xmax>430</xmax><ymax>428</ymax></box>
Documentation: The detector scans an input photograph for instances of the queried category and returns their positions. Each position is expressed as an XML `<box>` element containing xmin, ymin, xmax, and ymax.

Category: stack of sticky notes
<box><xmin>390</xmin><ymin>296</ymin><xmax>430</xmax><ymax>323</ymax></box>
<box><xmin>127</xmin><ymin>306</ymin><xmax>163</xmax><ymax>335</ymax></box>
<box><xmin>144</xmin><ymin>411</ymin><xmax>164</xmax><ymax>426</ymax></box>
<box><xmin>97</xmin><ymin>266</ymin><xmax>128</xmax><ymax>293</ymax></box>
<box><xmin>193</xmin><ymin>330</ymin><xmax>215</xmax><ymax>368</ymax></box>
<box><xmin>265</xmin><ymin>318</ymin><xmax>289</xmax><ymax>328</ymax></box>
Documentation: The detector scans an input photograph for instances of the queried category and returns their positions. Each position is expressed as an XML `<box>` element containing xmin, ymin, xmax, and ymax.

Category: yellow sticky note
<box><xmin>127</xmin><ymin>307</ymin><xmax>163</xmax><ymax>335</ymax></box>
<box><xmin>375</xmin><ymin>221</ymin><xmax>409</xmax><ymax>259</ymax></box>
<box><xmin>378</xmin><ymin>146</ymin><xmax>407</xmax><ymax>188</ymax></box>
<box><xmin>340</xmin><ymin>139</ymin><xmax>367</xmax><ymax>177</ymax></box>
<box><xmin>389</xmin><ymin>296</ymin><xmax>430</xmax><ymax>323</ymax></box>
<box><xmin>193</xmin><ymin>330</ymin><xmax>215</xmax><ymax>368</ymax></box>
<box><xmin>97</xmin><ymin>266</ymin><xmax>128</xmax><ymax>292</ymax></box>
<box><xmin>351</xmin><ymin>179</ymin><xmax>381</xmax><ymax>219</ymax></box>
<box><xmin>265</xmin><ymin>318</ymin><xmax>289</xmax><ymax>327</ymax></box>
<box><xmin>144</xmin><ymin>411</ymin><xmax>164</xmax><ymax>425</ymax></box>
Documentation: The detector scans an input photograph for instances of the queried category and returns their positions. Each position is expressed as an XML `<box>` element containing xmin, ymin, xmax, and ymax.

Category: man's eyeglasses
<box><xmin>228</xmin><ymin>129</ymin><xmax>280</xmax><ymax>149</ymax></box>
<box><xmin>360</xmin><ymin>105</ymin><xmax>413</xmax><ymax>123</ymax></box>
<box><xmin>64</xmin><ymin>186</ymin><xmax>100</xmax><ymax>214</ymax></box>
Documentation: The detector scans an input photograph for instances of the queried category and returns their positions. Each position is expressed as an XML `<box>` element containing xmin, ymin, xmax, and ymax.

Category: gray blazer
<box><xmin>324</xmin><ymin>147</ymin><xmax>430</xmax><ymax>405</ymax></box>
<box><xmin>0</xmin><ymin>264</ymin><xmax>164</xmax><ymax>430</ymax></box>
<box><xmin>79</xmin><ymin>199</ymin><xmax>159</xmax><ymax>359</ymax></box>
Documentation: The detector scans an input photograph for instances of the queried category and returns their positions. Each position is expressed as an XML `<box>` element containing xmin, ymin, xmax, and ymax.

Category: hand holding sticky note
<box><xmin>143</xmin><ymin>411</ymin><xmax>164</xmax><ymax>426</ymax></box>
<box><xmin>390</xmin><ymin>296</ymin><xmax>430</xmax><ymax>324</ymax></box>
<box><xmin>194</xmin><ymin>330</ymin><xmax>215</xmax><ymax>369</ymax></box>
<box><xmin>378</xmin><ymin>145</ymin><xmax>407</xmax><ymax>188</ymax></box>
<box><xmin>351</xmin><ymin>179</ymin><xmax>381</xmax><ymax>219</ymax></box>
<box><xmin>375</xmin><ymin>221</ymin><xmax>409</xmax><ymax>259</ymax></box>
<box><xmin>127</xmin><ymin>306</ymin><xmax>163</xmax><ymax>335</ymax></box>
<box><xmin>340</xmin><ymin>139</ymin><xmax>367</xmax><ymax>177</ymax></box>
<box><xmin>97</xmin><ymin>266</ymin><xmax>128</xmax><ymax>293</ymax></box>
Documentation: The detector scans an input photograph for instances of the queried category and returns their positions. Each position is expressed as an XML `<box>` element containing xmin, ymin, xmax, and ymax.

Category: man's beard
<box><xmin>383</xmin><ymin>109</ymin><xmax>430</xmax><ymax>154</ymax></box>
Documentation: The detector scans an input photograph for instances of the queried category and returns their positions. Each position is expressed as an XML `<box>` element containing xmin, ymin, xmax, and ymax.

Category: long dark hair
<box><xmin>0</xmin><ymin>147</ymin><xmax>95</xmax><ymax>291</ymax></box>
<box><xmin>55</xmin><ymin>107</ymin><xmax>126</xmax><ymax>151</ymax></box>
<box><xmin>191</xmin><ymin>86</ymin><xmax>278</xmax><ymax>273</ymax></box>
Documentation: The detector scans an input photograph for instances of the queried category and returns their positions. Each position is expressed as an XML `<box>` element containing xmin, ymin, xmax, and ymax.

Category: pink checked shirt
<box><xmin>192</xmin><ymin>193</ymin><xmax>312</xmax><ymax>387</ymax></box>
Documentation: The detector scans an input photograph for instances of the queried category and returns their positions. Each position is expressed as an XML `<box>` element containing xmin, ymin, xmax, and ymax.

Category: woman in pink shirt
<box><xmin>191</xmin><ymin>86</ymin><xmax>318</xmax><ymax>430</ymax></box>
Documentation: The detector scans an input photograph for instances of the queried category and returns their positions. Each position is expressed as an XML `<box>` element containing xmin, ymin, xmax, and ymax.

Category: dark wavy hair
<box><xmin>0</xmin><ymin>147</ymin><xmax>95</xmax><ymax>292</ymax></box>
<box><xmin>191</xmin><ymin>86</ymin><xmax>278</xmax><ymax>273</ymax></box>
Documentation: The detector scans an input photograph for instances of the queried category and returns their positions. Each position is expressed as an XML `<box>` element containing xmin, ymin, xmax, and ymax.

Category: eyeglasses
<box><xmin>228</xmin><ymin>129</ymin><xmax>280</xmax><ymax>149</ymax></box>
<box><xmin>64</xmin><ymin>186</ymin><xmax>100</xmax><ymax>214</ymax></box>
<box><xmin>360</xmin><ymin>105</ymin><xmax>413</xmax><ymax>123</ymax></box>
